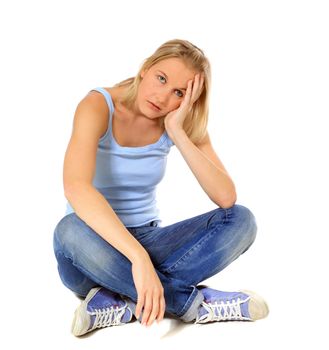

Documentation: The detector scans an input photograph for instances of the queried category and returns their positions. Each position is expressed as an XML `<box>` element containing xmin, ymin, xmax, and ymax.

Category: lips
<box><xmin>147</xmin><ymin>101</ymin><xmax>161</xmax><ymax>111</ymax></box>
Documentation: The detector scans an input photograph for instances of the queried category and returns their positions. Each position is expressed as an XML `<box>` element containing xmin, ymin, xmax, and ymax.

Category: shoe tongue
<box><xmin>88</xmin><ymin>289</ymin><xmax>125</xmax><ymax>311</ymax></box>
<box><xmin>197</xmin><ymin>305</ymin><xmax>209</xmax><ymax>319</ymax></box>
<box><xmin>121</xmin><ymin>307</ymin><xmax>133</xmax><ymax>323</ymax></box>
<box><xmin>240</xmin><ymin>301</ymin><xmax>250</xmax><ymax>318</ymax></box>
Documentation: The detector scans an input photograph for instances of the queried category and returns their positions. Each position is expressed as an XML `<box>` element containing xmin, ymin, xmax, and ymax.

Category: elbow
<box><xmin>218</xmin><ymin>197</ymin><xmax>237</xmax><ymax>209</ymax></box>
<box><xmin>64</xmin><ymin>181</ymin><xmax>91</xmax><ymax>200</ymax></box>
<box><xmin>213</xmin><ymin>189</ymin><xmax>237</xmax><ymax>209</ymax></box>
<box><xmin>64</xmin><ymin>182</ymin><xmax>77</xmax><ymax>199</ymax></box>
<box><xmin>64</xmin><ymin>186</ymin><xmax>76</xmax><ymax>201</ymax></box>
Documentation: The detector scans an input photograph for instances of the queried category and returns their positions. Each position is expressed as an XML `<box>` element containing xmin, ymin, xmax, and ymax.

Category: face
<box><xmin>136</xmin><ymin>57</ymin><xmax>197</xmax><ymax>120</ymax></box>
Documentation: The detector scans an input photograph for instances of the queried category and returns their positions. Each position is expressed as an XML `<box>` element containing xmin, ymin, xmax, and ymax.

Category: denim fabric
<box><xmin>53</xmin><ymin>204</ymin><xmax>257</xmax><ymax>322</ymax></box>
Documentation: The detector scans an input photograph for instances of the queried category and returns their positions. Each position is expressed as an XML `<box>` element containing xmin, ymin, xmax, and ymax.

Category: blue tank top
<box><xmin>65</xmin><ymin>87</ymin><xmax>175</xmax><ymax>227</ymax></box>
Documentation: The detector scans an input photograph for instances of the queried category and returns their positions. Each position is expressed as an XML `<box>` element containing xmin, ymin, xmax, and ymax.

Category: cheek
<box><xmin>169</xmin><ymin>99</ymin><xmax>182</xmax><ymax>111</ymax></box>
<box><xmin>137</xmin><ymin>84</ymin><xmax>150</xmax><ymax>104</ymax></box>
<box><xmin>139</xmin><ymin>79</ymin><xmax>156</xmax><ymax>97</ymax></box>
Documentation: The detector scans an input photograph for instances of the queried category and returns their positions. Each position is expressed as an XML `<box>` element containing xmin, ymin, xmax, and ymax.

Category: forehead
<box><xmin>150</xmin><ymin>58</ymin><xmax>196</xmax><ymax>84</ymax></box>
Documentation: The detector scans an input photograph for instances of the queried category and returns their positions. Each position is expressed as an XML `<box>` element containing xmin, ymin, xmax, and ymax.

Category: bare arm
<box><xmin>170</xmin><ymin>130</ymin><xmax>237</xmax><ymax>208</ymax></box>
<box><xmin>63</xmin><ymin>91</ymin><xmax>165</xmax><ymax>326</ymax></box>
<box><xmin>65</xmin><ymin>183</ymin><xmax>149</xmax><ymax>263</ymax></box>
<box><xmin>63</xmin><ymin>91</ymin><xmax>148</xmax><ymax>263</ymax></box>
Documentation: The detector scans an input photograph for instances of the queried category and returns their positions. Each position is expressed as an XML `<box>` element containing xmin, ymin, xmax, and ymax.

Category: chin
<box><xmin>143</xmin><ymin>107</ymin><xmax>164</xmax><ymax>120</ymax></box>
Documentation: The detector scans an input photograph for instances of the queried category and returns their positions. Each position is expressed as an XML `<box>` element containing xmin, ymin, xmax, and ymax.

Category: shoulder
<box><xmin>77</xmin><ymin>89</ymin><xmax>110</xmax><ymax>113</ymax></box>
<box><xmin>72</xmin><ymin>90</ymin><xmax>110</xmax><ymax>138</ymax></box>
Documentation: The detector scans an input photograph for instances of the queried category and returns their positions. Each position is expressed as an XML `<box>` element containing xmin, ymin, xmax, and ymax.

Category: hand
<box><xmin>164</xmin><ymin>73</ymin><xmax>205</xmax><ymax>138</ymax></box>
<box><xmin>131</xmin><ymin>256</ymin><xmax>166</xmax><ymax>327</ymax></box>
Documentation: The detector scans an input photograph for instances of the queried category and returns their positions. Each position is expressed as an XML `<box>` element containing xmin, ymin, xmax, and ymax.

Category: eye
<box><xmin>156</xmin><ymin>75</ymin><xmax>183</xmax><ymax>98</ymax></box>
<box><xmin>157</xmin><ymin>75</ymin><xmax>166</xmax><ymax>84</ymax></box>
<box><xmin>175</xmin><ymin>90</ymin><xmax>184</xmax><ymax>98</ymax></box>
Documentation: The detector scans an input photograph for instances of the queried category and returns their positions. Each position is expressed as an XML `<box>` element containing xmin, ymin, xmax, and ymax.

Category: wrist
<box><xmin>168</xmin><ymin>128</ymin><xmax>187</xmax><ymax>144</ymax></box>
<box><xmin>129</xmin><ymin>247</ymin><xmax>150</xmax><ymax>265</ymax></box>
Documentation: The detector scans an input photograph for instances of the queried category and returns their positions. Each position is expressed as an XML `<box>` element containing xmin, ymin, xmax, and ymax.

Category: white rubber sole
<box><xmin>239</xmin><ymin>289</ymin><xmax>270</xmax><ymax>321</ymax></box>
<box><xmin>71</xmin><ymin>287</ymin><xmax>102</xmax><ymax>337</ymax></box>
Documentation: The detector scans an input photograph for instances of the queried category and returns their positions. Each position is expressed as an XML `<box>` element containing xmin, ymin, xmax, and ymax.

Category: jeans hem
<box><xmin>179</xmin><ymin>286</ymin><xmax>204</xmax><ymax>322</ymax></box>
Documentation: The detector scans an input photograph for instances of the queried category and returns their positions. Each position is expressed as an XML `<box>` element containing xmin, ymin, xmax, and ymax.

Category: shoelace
<box><xmin>195</xmin><ymin>296</ymin><xmax>251</xmax><ymax>323</ymax></box>
<box><xmin>90</xmin><ymin>303</ymin><xmax>128</xmax><ymax>330</ymax></box>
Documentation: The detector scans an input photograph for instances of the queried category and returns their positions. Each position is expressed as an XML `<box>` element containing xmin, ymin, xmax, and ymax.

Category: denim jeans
<box><xmin>53</xmin><ymin>204</ymin><xmax>257</xmax><ymax>322</ymax></box>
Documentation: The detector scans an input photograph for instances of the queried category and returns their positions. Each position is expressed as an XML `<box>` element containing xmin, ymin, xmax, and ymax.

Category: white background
<box><xmin>1</xmin><ymin>0</ymin><xmax>328</xmax><ymax>348</ymax></box>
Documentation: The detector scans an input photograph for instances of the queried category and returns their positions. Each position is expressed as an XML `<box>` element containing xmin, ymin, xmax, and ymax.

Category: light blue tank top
<box><xmin>65</xmin><ymin>87</ymin><xmax>175</xmax><ymax>227</ymax></box>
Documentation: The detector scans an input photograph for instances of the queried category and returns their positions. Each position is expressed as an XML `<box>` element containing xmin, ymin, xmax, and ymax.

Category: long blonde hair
<box><xmin>114</xmin><ymin>39</ymin><xmax>211</xmax><ymax>145</ymax></box>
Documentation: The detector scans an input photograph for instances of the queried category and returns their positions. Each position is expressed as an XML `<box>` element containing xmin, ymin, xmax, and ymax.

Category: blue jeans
<box><xmin>53</xmin><ymin>204</ymin><xmax>257</xmax><ymax>322</ymax></box>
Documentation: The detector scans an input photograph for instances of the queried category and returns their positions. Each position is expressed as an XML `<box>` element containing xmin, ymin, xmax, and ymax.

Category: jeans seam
<box><xmin>162</xmin><ymin>223</ymin><xmax>224</xmax><ymax>274</ymax></box>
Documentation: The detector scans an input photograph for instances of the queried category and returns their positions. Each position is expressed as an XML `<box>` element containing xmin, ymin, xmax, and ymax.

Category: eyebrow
<box><xmin>157</xmin><ymin>70</ymin><xmax>187</xmax><ymax>91</ymax></box>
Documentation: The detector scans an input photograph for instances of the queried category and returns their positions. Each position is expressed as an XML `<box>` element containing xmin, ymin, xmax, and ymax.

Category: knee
<box><xmin>227</xmin><ymin>204</ymin><xmax>258</xmax><ymax>249</ymax></box>
<box><xmin>53</xmin><ymin>213</ymin><xmax>81</xmax><ymax>252</ymax></box>
<box><xmin>55</xmin><ymin>249</ymin><xmax>97</xmax><ymax>297</ymax></box>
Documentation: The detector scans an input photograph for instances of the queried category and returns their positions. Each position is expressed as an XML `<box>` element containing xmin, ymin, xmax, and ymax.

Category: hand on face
<box><xmin>184</xmin><ymin>72</ymin><xmax>205</xmax><ymax>108</ymax></box>
<box><xmin>164</xmin><ymin>73</ymin><xmax>205</xmax><ymax>134</ymax></box>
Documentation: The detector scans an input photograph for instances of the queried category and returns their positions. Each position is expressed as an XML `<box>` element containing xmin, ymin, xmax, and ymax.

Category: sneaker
<box><xmin>195</xmin><ymin>286</ymin><xmax>269</xmax><ymax>324</ymax></box>
<box><xmin>71</xmin><ymin>287</ymin><xmax>133</xmax><ymax>336</ymax></box>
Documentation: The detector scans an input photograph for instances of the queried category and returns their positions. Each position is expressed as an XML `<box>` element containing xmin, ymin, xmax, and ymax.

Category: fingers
<box><xmin>145</xmin><ymin>294</ymin><xmax>160</xmax><ymax>326</ymax></box>
<box><xmin>180</xmin><ymin>79</ymin><xmax>194</xmax><ymax>109</ymax></box>
<box><xmin>157</xmin><ymin>296</ymin><xmax>166</xmax><ymax>324</ymax></box>
<box><xmin>131</xmin><ymin>259</ymin><xmax>166</xmax><ymax>327</ymax></box>
<box><xmin>147</xmin><ymin>290</ymin><xmax>166</xmax><ymax>326</ymax></box>
<box><xmin>141</xmin><ymin>292</ymin><xmax>153</xmax><ymax>326</ymax></box>
<box><xmin>135</xmin><ymin>292</ymin><xmax>145</xmax><ymax>321</ymax></box>
<box><xmin>184</xmin><ymin>73</ymin><xmax>204</xmax><ymax>108</ymax></box>
<box><xmin>138</xmin><ymin>290</ymin><xmax>165</xmax><ymax>327</ymax></box>
<box><xmin>190</xmin><ymin>73</ymin><xmax>205</xmax><ymax>103</ymax></box>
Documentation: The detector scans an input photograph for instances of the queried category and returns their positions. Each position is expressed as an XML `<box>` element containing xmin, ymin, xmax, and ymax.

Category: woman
<box><xmin>53</xmin><ymin>39</ymin><xmax>269</xmax><ymax>336</ymax></box>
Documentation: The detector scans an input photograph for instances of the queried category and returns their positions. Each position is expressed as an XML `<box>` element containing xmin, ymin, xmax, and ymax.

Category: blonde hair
<box><xmin>114</xmin><ymin>39</ymin><xmax>211</xmax><ymax>145</ymax></box>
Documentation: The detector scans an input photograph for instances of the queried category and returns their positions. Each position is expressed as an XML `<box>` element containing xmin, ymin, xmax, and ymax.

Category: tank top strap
<box><xmin>90</xmin><ymin>87</ymin><xmax>115</xmax><ymax>116</ymax></box>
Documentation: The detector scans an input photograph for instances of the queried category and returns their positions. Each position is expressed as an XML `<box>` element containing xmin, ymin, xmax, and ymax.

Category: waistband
<box><xmin>144</xmin><ymin>220</ymin><xmax>159</xmax><ymax>227</ymax></box>
<box><xmin>128</xmin><ymin>220</ymin><xmax>160</xmax><ymax>229</ymax></box>
<box><xmin>145</xmin><ymin>220</ymin><xmax>158</xmax><ymax>226</ymax></box>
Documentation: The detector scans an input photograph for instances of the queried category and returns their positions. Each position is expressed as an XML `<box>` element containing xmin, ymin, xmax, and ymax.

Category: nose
<box><xmin>155</xmin><ymin>89</ymin><xmax>171</xmax><ymax>107</ymax></box>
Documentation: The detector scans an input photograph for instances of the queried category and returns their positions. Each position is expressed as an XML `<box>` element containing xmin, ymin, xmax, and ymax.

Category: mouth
<box><xmin>147</xmin><ymin>101</ymin><xmax>161</xmax><ymax>111</ymax></box>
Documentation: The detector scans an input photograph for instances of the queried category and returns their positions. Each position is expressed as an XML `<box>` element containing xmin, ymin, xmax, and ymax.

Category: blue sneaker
<box><xmin>195</xmin><ymin>286</ymin><xmax>269</xmax><ymax>324</ymax></box>
<box><xmin>71</xmin><ymin>287</ymin><xmax>133</xmax><ymax>336</ymax></box>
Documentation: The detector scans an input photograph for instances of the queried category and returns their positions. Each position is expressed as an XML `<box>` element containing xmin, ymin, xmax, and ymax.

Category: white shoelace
<box><xmin>90</xmin><ymin>303</ymin><xmax>128</xmax><ymax>330</ymax></box>
<box><xmin>195</xmin><ymin>296</ymin><xmax>251</xmax><ymax>323</ymax></box>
